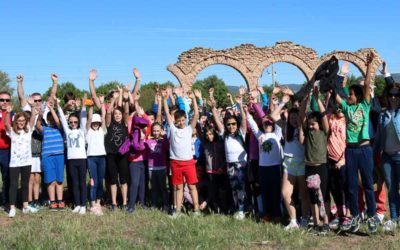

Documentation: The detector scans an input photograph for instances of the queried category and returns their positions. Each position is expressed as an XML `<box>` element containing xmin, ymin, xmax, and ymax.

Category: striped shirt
<box><xmin>42</xmin><ymin>126</ymin><xmax>64</xmax><ymax>157</ymax></box>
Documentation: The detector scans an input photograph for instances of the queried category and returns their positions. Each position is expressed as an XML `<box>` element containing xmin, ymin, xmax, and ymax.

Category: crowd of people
<box><xmin>0</xmin><ymin>52</ymin><xmax>400</xmax><ymax>236</ymax></box>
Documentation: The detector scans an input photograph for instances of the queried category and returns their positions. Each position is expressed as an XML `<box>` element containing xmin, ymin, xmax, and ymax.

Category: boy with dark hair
<box><xmin>161</xmin><ymin>88</ymin><xmax>200</xmax><ymax>217</ymax></box>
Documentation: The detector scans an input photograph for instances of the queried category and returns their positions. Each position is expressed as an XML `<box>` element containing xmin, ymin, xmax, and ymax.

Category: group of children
<box><xmin>1</xmin><ymin>55</ymin><xmax>400</xmax><ymax>236</ymax></box>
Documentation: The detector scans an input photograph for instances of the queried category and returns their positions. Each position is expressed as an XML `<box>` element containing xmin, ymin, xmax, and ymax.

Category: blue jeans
<box><xmin>382</xmin><ymin>153</ymin><xmax>400</xmax><ymax>221</ymax></box>
<box><xmin>345</xmin><ymin>145</ymin><xmax>376</xmax><ymax>217</ymax></box>
<box><xmin>0</xmin><ymin>149</ymin><xmax>10</xmax><ymax>204</ymax></box>
<box><xmin>128</xmin><ymin>161</ymin><xmax>145</xmax><ymax>210</ymax></box>
<box><xmin>88</xmin><ymin>156</ymin><xmax>106</xmax><ymax>202</ymax></box>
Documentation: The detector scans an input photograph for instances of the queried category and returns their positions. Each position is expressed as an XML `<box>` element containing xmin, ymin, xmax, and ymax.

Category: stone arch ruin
<box><xmin>167</xmin><ymin>41</ymin><xmax>383</xmax><ymax>93</ymax></box>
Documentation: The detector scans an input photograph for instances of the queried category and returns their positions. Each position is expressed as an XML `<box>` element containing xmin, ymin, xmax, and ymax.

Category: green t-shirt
<box><xmin>340</xmin><ymin>99</ymin><xmax>370</xmax><ymax>144</ymax></box>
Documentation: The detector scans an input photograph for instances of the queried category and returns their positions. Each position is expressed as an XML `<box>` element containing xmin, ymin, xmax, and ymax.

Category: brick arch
<box><xmin>168</xmin><ymin>42</ymin><xmax>383</xmax><ymax>92</ymax></box>
<box><xmin>253</xmin><ymin>55</ymin><xmax>313</xmax><ymax>86</ymax></box>
<box><xmin>318</xmin><ymin>49</ymin><xmax>383</xmax><ymax>77</ymax></box>
<box><xmin>167</xmin><ymin>55</ymin><xmax>251</xmax><ymax>91</ymax></box>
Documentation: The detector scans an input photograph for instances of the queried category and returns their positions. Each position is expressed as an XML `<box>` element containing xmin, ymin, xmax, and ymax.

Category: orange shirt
<box><xmin>327</xmin><ymin>114</ymin><xmax>346</xmax><ymax>163</ymax></box>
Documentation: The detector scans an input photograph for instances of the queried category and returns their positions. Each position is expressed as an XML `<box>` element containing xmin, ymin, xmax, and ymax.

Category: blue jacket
<box><xmin>377</xmin><ymin>109</ymin><xmax>400</xmax><ymax>152</ymax></box>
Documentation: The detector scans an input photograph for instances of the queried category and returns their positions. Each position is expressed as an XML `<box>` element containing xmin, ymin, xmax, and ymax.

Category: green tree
<box><xmin>42</xmin><ymin>82</ymin><xmax>84</xmax><ymax>105</ymax></box>
<box><xmin>193</xmin><ymin>75</ymin><xmax>229</xmax><ymax>107</ymax></box>
<box><xmin>0</xmin><ymin>71</ymin><xmax>14</xmax><ymax>95</ymax></box>
<box><xmin>95</xmin><ymin>81</ymin><xmax>122</xmax><ymax>97</ymax></box>
<box><xmin>139</xmin><ymin>81</ymin><xmax>174</xmax><ymax>112</ymax></box>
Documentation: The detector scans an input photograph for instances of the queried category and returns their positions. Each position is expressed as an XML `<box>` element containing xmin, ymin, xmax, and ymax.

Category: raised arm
<box><xmin>16</xmin><ymin>74</ymin><xmax>28</xmax><ymax>108</ymax></box>
<box><xmin>131</xmin><ymin>68</ymin><xmax>141</xmax><ymax>97</ymax></box>
<box><xmin>236</xmin><ymin>95</ymin><xmax>247</xmax><ymax>134</ymax></box>
<box><xmin>106</xmin><ymin>97</ymin><xmax>115</xmax><ymax>127</ymax></box>
<box><xmin>35</xmin><ymin>112</ymin><xmax>43</xmax><ymax>133</ymax></box>
<box><xmin>49</xmin><ymin>101</ymin><xmax>61</xmax><ymax>129</ymax></box>
<box><xmin>57</xmin><ymin>101</ymin><xmax>69</xmax><ymax>132</ymax></box>
<box><xmin>226</xmin><ymin>93</ymin><xmax>235</xmax><ymax>106</ymax></box>
<box><xmin>161</xmin><ymin>89</ymin><xmax>173</xmax><ymax>126</ymax></box>
<box><xmin>313</xmin><ymin>87</ymin><xmax>329</xmax><ymax>134</ymax></box>
<box><xmin>4</xmin><ymin>105</ymin><xmax>12</xmax><ymax>133</ymax></box>
<box><xmin>89</xmin><ymin>69</ymin><xmax>102</xmax><ymax>109</ymax></box>
<box><xmin>363</xmin><ymin>52</ymin><xmax>375</xmax><ymax>103</ymax></box>
<box><xmin>155</xmin><ymin>93</ymin><xmax>162</xmax><ymax>123</ymax></box>
<box><xmin>80</xmin><ymin>96</ymin><xmax>87</xmax><ymax>133</ymax></box>
<box><xmin>189</xmin><ymin>90</ymin><xmax>199</xmax><ymax>129</ymax></box>
<box><xmin>50</xmin><ymin>73</ymin><xmax>59</xmax><ymax>100</ymax></box>
<box><xmin>270</xmin><ymin>95</ymin><xmax>290</xmax><ymax>129</ymax></box>
<box><xmin>299</xmin><ymin>93</ymin><xmax>309</xmax><ymax>127</ymax></box>
<box><xmin>87</xmin><ymin>106</ymin><xmax>93</xmax><ymax>131</ymax></box>
<box><xmin>123</xmin><ymin>101</ymin><xmax>130</xmax><ymax>127</ymax></box>
<box><xmin>29</xmin><ymin>105</ymin><xmax>38</xmax><ymax>129</ymax></box>
<box><xmin>245</xmin><ymin>109</ymin><xmax>262</xmax><ymax>138</ymax></box>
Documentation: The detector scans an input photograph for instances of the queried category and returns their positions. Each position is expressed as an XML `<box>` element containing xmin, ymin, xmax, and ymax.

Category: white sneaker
<box><xmin>383</xmin><ymin>220</ymin><xmax>397</xmax><ymax>232</ymax></box>
<box><xmin>23</xmin><ymin>205</ymin><xmax>38</xmax><ymax>214</ymax></box>
<box><xmin>234</xmin><ymin>211</ymin><xmax>245</xmax><ymax>220</ymax></box>
<box><xmin>72</xmin><ymin>206</ymin><xmax>81</xmax><ymax>213</ymax></box>
<box><xmin>8</xmin><ymin>208</ymin><xmax>16</xmax><ymax>218</ymax></box>
<box><xmin>79</xmin><ymin>207</ymin><xmax>86</xmax><ymax>215</ymax></box>
<box><xmin>377</xmin><ymin>213</ymin><xmax>385</xmax><ymax>224</ymax></box>
<box><xmin>284</xmin><ymin>220</ymin><xmax>299</xmax><ymax>231</ymax></box>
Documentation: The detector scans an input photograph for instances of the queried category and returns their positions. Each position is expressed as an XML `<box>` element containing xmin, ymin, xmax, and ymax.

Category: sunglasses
<box><xmin>226</xmin><ymin>122</ymin><xmax>237</xmax><ymax>127</ymax></box>
<box><xmin>0</xmin><ymin>99</ymin><xmax>11</xmax><ymax>103</ymax></box>
<box><xmin>69</xmin><ymin>121</ymin><xmax>78</xmax><ymax>124</ymax></box>
<box><xmin>33</xmin><ymin>99</ymin><xmax>42</xmax><ymax>103</ymax></box>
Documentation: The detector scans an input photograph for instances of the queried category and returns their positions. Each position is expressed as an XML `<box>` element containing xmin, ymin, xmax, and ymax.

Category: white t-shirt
<box><xmin>7</xmin><ymin>127</ymin><xmax>33</xmax><ymax>167</ymax></box>
<box><xmin>222</xmin><ymin>128</ymin><xmax>247</xmax><ymax>163</ymax></box>
<box><xmin>283</xmin><ymin>129</ymin><xmax>305</xmax><ymax>161</ymax></box>
<box><xmin>168</xmin><ymin>124</ymin><xmax>193</xmax><ymax>161</ymax></box>
<box><xmin>247</xmin><ymin>115</ymin><xmax>283</xmax><ymax>166</ymax></box>
<box><xmin>86</xmin><ymin>127</ymin><xmax>107</xmax><ymax>157</ymax></box>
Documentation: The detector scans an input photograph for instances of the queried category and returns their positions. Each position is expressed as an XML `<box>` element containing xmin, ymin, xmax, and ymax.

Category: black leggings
<box><xmin>68</xmin><ymin>159</ymin><xmax>87</xmax><ymax>206</ymax></box>
<box><xmin>9</xmin><ymin>166</ymin><xmax>31</xmax><ymax>206</ymax></box>
<box><xmin>106</xmin><ymin>154</ymin><xmax>129</xmax><ymax>185</ymax></box>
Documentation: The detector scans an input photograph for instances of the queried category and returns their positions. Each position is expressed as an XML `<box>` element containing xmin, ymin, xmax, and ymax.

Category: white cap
<box><xmin>91</xmin><ymin>114</ymin><xmax>102</xmax><ymax>123</ymax></box>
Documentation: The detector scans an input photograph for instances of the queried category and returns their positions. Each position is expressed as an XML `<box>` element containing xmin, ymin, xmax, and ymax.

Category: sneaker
<box><xmin>383</xmin><ymin>220</ymin><xmax>397</xmax><ymax>233</ymax></box>
<box><xmin>169</xmin><ymin>211</ymin><xmax>184</xmax><ymax>219</ymax></box>
<box><xmin>308</xmin><ymin>225</ymin><xmax>320</xmax><ymax>235</ymax></box>
<box><xmin>234</xmin><ymin>211</ymin><xmax>245</xmax><ymax>220</ymax></box>
<box><xmin>127</xmin><ymin>207</ymin><xmax>135</xmax><ymax>214</ymax></box>
<box><xmin>319</xmin><ymin>224</ymin><xmax>330</xmax><ymax>236</ymax></box>
<box><xmin>350</xmin><ymin>215</ymin><xmax>362</xmax><ymax>233</ymax></box>
<box><xmin>284</xmin><ymin>220</ymin><xmax>299</xmax><ymax>231</ymax></box>
<box><xmin>299</xmin><ymin>216</ymin><xmax>309</xmax><ymax>228</ymax></box>
<box><xmin>121</xmin><ymin>205</ymin><xmax>128</xmax><ymax>211</ymax></box>
<box><xmin>72</xmin><ymin>206</ymin><xmax>81</xmax><ymax>213</ymax></box>
<box><xmin>367</xmin><ymin>215</ymin><xmax>379</xmax><ymax>233</ymax></box>
<box><xmin>192</xmin><ymin>210</ymin><xmax>201</xmax><ymax>217</ymax></box>
<box><xmin>57</xmin><ymin>201</ymin><xmax>65</xmax><ymax>211</ymax></box>
<box><xmin>8</xmin><ymin>208</ymin><xmax>16</xmax><ymax>218</ymax></box>
<box><xmin>23</xmin><ymin>205</ymin><xmax>38</xmax><ymax>214</ymax></box>
<box><xmin>111</xmin><ymin>204</ymin><xmax>117</xmax><ymax>212</ymax></box>
<box><xmin>79</xmin><ymin>207</ymin><xmax>86</xmax><ymax>215</ymax></box>
<box><xmin>32</xmin><ymin>201</ymin><xmax>41</xmax><ymax>209</ymax></box>
<box><xmin>376</xmin><ymin>213</ymin><xmax>385</xmax><ymax>224</ymax></box>
<box><xmin>329</xmin><ymin>217</ymin><xmax>340</xmax><ymax>230</ymax></box>
<box><xmin>49</xmin><ymin>201</ymin><xmax>58</xmax><ymax>211</ymax></box>
<box><xmin>90</xmin><ymin>206</ymin><xmax>103</xmax><ymax>216</ymax></box>
<box><xmin>339</xmin><ymin>217</ymin><xmax>351</xmax><ymax>231</ymax></box>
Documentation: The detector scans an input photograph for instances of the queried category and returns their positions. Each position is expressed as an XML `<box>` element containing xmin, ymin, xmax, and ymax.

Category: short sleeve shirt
<box><xmin>7</xmin><ymin>128</ymin><xmax>33</xmax><ymax>167</ymax></box>
<box><xmin>340</xmin><ymin>99</ymin><xmax>371</xmax><ymax>144</ymax></box>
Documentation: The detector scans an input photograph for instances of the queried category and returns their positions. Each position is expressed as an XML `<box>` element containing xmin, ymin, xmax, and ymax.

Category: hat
<box><xmin>91</xmin><ymin>114</ymin><xmax>102</xmax><ymax>123</ymax></box>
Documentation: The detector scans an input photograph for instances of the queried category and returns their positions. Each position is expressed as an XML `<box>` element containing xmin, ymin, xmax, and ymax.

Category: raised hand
<box><xmin>226</xmin><ymin>93</ymin><xmax>231</xmax><ymax>98</ymax></box>
<box><xmin>16</xmin><ymin>74</ymin><xmax>24</xmax><ymax>83</ymax></box>
<box><xmin>133</xmin><ymin>68</ymin><xmax>141</xmax><ymax>79</ymax></box>
<box><xmin>272</xmin><ymin>86</ymin><xmax>281</xmax><ymax>95</ymax></box>
<box><xmin>340</xmin><ymin>61</ymin><xmax>350</xmax><ymax>76</ymax></box>
<box><xmin>366</xmin><ymin>51</ymin><xmax>375</xmax><ymax>65</ymax></box>
<box><xmin>256</xmin><ymin>85</ymin><xmax>264</xmax><ymax>93</ymax></box>
<box><xmin>235</xmin><ymin>95</ymin><xmax>243</xmax><ymax>105</ymax></box>
<box><xmin>207</xmin><ymin>98</ymin><xmax>216</xmax><ymax>108</ymax></box>
<box><xmin>239</xmin><ymin>86</ymin><xmax>246</xmax><ymax>96</ymax></box>
<box><xmin>281</xmin><ymin>86</ymin><xmax>294</xmax><ymax>96</ymax></box>
<box><xmin>312</xmin><ymin>86</ymin><xmax>319</xmax><ymax>99</ymax></box>
<box><xmin>27</xmin><ymin>96</ymin><xmax>35</xmax><ymax>106</ymax></box>
<box><xmin>89</xmin><ymin>69</ymin><xmax>97</xmax><ymax>81</ymax></box>
<box><xmin>193</xmin><ymin>89</ymin><xmax>202</xmax><ymax>99</ymax></box>
<box><xmin>187</xmin><ymin>90</ymin><xmax>195</xmax><ymax>99</ymax></box>
<box><xmin>282</xmin><ymin>94</ymin><xmax>290</xmax><ymax>104</ymax></box>
<box><xmin>208</xmin><ymin>87</ymin><xmax>214</xmax><ymax>97</ymax></box>
<box><xmin>136</xmin><ymin>106</ymin><xmax>145</xmax><ymax>116</ymax></box>
<box><xmin>75</xmin><ymin>98</ymin><xmax>81</xmax><ymax>108</ymax></box>
<box><xmin>51</xmin><ymin>73</ymin><xmax>58</xmax><ymax>82</ymax></box>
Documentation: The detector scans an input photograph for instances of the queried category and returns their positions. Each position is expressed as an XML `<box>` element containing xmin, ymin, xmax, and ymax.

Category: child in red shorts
<box><xmin>161</xmin><ymin>88</ymin><xmax>200</xmax><ymax>217</ymax></box>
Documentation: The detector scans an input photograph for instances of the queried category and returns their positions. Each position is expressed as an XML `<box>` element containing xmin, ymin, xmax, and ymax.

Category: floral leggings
<box><xmin>227</xmin><ymin>161</ymin><xmax>247</xmax><ymax>212</ymax></box>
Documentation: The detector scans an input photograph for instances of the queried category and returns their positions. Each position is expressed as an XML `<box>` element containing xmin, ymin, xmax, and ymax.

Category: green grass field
<box><xmin>1</xmin><ymin>206</ymin><xmax>400</xmax><ymax>250</ymax></box>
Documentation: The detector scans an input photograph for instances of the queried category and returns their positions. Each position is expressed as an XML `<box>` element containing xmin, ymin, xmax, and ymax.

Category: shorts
<box><xmin>170</xmin><ymin>159</ymin><xmax>198</xmax><ymax>185</ymax></box>
<box><xmin>31</xmin><ymin>157</ymin><xmax>42</xmax><ymax>173</ymax></box>
<box><xmin>42</xmin><ymin>154</ymin><xmax>65</xmax><ymax>184</ymax></box>
<box><xmin>283</xmin><ymin>156</ymin><xmax>305</xmax><ymax>176</ymax></box>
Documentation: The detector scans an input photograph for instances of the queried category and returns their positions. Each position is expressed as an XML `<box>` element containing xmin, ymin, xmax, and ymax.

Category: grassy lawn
<box><xmin>1</xmin><ymin>207</ymin><xmax>400</xmax><ymax>249</ymax></box>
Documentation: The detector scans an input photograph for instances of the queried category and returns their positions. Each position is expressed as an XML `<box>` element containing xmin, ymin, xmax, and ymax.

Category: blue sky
<box><xmin>1</xmin><ymin>0</ymin><xmax>399</xmax><ymax>95</ymax></box>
